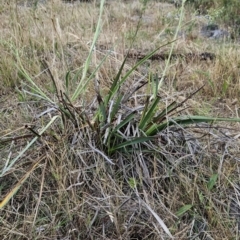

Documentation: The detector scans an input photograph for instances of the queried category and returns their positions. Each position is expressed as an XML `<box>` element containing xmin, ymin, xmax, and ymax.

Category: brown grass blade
<box><xmin>0</xmin><ymin>156</ymin><xmax>44</xmax><ymax>210</ymax></box>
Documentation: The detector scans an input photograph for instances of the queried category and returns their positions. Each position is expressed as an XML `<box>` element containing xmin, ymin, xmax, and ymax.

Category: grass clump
<box><xmin>1</xmin><ymin>0</ymin><xmax>240</xmax><ymax>239</ymax></box>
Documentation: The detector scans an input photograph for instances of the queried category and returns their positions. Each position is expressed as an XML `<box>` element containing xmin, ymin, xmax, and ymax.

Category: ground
<box><xmin>0</xmin><ymin>0</ymin><xmax>240</xmax><ymax>239</ymax></box>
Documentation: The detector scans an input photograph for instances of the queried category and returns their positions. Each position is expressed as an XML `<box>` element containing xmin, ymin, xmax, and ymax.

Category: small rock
<box><xmin>200</xmin><ymin>24</ymin><xmax>230</xmax><ymax>40</ymax></box>
<box><xmin>210</xmin><ymin>29</ymin><xmax>230</xmax><ymax>40</ymax></box>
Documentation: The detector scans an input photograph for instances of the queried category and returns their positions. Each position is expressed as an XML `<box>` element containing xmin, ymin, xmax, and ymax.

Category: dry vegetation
<box><xmin>1</xmin><ymin>0</ymin><xmax>240</xmax><ymax>239</ymax></box>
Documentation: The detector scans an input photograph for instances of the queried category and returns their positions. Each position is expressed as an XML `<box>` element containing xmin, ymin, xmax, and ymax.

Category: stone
<box><xmin>200</xmin><ymin>24</ymin><xmax>230</xmax><ymax>40</ymax></box>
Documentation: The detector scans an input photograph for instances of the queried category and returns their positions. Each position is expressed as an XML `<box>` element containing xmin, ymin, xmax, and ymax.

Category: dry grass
<box><xmin>1</xmin><ymin>0</ymin><xmax>240</xmax><ymax>239</ymax></box>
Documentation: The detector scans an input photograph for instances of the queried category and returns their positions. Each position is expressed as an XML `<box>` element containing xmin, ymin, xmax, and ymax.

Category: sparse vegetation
<box><xmin>174</xmin><ymin>0</ymin><xmax>240</xmax><ymax>37</ymax></box>
<box><xmin>1</xmin><ymin>0</ymin><xmax>240</xmax><ymax>239</ymax></box>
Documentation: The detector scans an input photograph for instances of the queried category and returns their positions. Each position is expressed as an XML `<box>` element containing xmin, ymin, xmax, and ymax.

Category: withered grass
<box><xmin>0</xmin><ymin>1</ymin><xmax>240</xmax><ymax>239</ymax></box>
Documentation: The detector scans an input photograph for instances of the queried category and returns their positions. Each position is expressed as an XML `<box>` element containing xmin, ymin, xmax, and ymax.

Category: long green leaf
<box><xmin>152</xmin><ymin>101</ymin><xmax>177</xmax><ymax>124</ymax></box>
<box><xmin>118</xmin><ymin>42</ymin><xmax>174</xmax><ymax>88</ymax></box>
<box><xmin>145</xmin><ymin>122</ymin><xmax>169</xmax><ymax>136</ymax></box>
<box><xmin>139</xmin><ymin>96</ymin><xmax>161</xmax><ymax>130</ymax></box>
<box><xmin>98</xmin><ymin>101</ymin><xmax>107</xmax><ymax>124</ymax></box>
<box><xmin>106</xmin><ymin>55</ymin><xmax>129</xmax><ymax>105</ymax></box>
<box><xmin>146</xmin><ymin>115</ymin><xmax>240</xmax><ymax>136</ymax></box>
<box><xmin>77</xmin><ymin>50</ymin><xmax>110</xmax><ymax>97</ymax></box>
<box><xmin>65</xmin><ymin>70</ymin><xmax>70</xmax><ymax>94</ymax></box>
<box><xmin>17</xmin><ymin>66</ymin><xmax>54</xmax><ymax>104</ymax></box>
<box><xmin>109</xmin><ymin>136</ymin><xmax>154</xmax><ymax>153</ymax></box>
<box><xmin>207</xmin><ymin>174</ymin><xmax>218</xmax><ymax>191</ymax></box>
<box><xmin>139</xmin><ymin>96</ymin><xmax>150</xmax><ymax>122</ymax></box>
<box><xmin>71</xmin><ymin>0</ymin><xmax>106</xmax><ymax>101</ymax></box>
<box><xmin>111</xmin><ymin>111</ymin><xmax>137</xmax><ymax>134</ymax></box>
<box><xmin>110</xmin><ymin>94</ymin><xmax>123</xmax><ymax>121</ymax></box>
<box><xmin>106</xmin><ymin>40</ymin><xmax>176</xmax><ymax>106</ymax></box>
<box><xmin>105</xmin><ymin>3</ymin><xmax>149</xmax><ymax>104</ymax></box>
<box><xmin>157</xmin><ymin>0</ymin><xmax>186</xmax><ymax>95</ymax></box>
<box><xmin>176</xmin><ymin>204</ymin><xmax>193</xmax><ymax>217</ymax></box>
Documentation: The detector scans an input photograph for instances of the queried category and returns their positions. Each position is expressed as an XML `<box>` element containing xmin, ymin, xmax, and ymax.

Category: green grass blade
<box><xmin>152</xmin><ymin>101</ymin><xmax>177</xmax><ymax>123</ymax></box>
<box><xmin>8</xmin><ymin>43</ymin><xmax>54</xmax><ymax>104</ymax></box>
<box><xmin>139</xmin><ymin>96</ymin><xmax>150</xmax><ymax>122</ymax></box>
<box><xmin>118</xmin><ymin>44</ymin><xmax>170</xmax><ymax>90</ymax></box>
<box><xmin>65</xmin><ymin>70</ymin><xmax>70</xmax><ymax>94</ymax></box>
<box><xmin>145</xmin><ymin>122</ymin><xmax>168</xmax><ymax>136</ymax></box>
<box><xmin>109</xmin><ymin>136</ymin><xmax>154</xmax><ymax>153</ymax></box>
<box><xmin>105</xmin><ymin>56</ymin><xmax>129</xmax><ymax>105</ymax></box>
<box><xmin>16</xmin><ymin>66</ymin><xmax>54</xmax><ymax>104</ymax></box>
<box><xmin>110</xmin><ymin>94</ymin><xmax>123</xmax><ymax>121</ymax></box>
<box><xmin>146</xmin><ymin>115</ymin><xmax>240</xmax><ymax>136</ymax></box>
<box><xmin>207</xmin><ymin>174</ymin><xmax>218</xmax><ymax>191</ymax></box>
<box><xmin>139</xmin><ymin>96</ymin><xmax>161</xmax><ymax>130</ymax></box>
<box><xmin>176</xmin><ymin>204</ymin><xmax>193</xmax><ymax>217</ymax></box>
<box><xmin>71</xmin><ymin>0</ymin><xmax>105</xmax><ymax>101</ymax></box>
<box><xmin>77</xmin><ymin>51</ymin><xmax>110</xmax><ymax>98</ymax></box>
<box><xmin>106</xmin><ymin>41</ymin><xmax>175</xmax><ymax>105</ymax></box>
<box><xmin>157</xmin><ymin>0</ymin><xmax>186</xmax><ymax>94</ymax></box>
<box><xmin>111</xmin><ymin>111</ymin><xmax>137</xmax><ymax>134</ymax></box>
<box><xmin>105</xmin><ymin>2</ymin><xmax>149</xmax><ymax>104</ymax></box>
<box><xmin>175</xmin><ymin>115</ymin><xmax>240</xmax><ymax>124</ymax></box>
<box><xmin>98</xmin><ymin>100</ymin><xmax>107</xmax><ymax>124</ymax></box>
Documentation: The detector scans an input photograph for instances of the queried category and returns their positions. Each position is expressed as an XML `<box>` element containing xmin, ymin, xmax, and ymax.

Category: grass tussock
<box><xmin>1</xmin><ymin>0</ymin><xmax>240</xmax><ymax>239</ymax></box>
